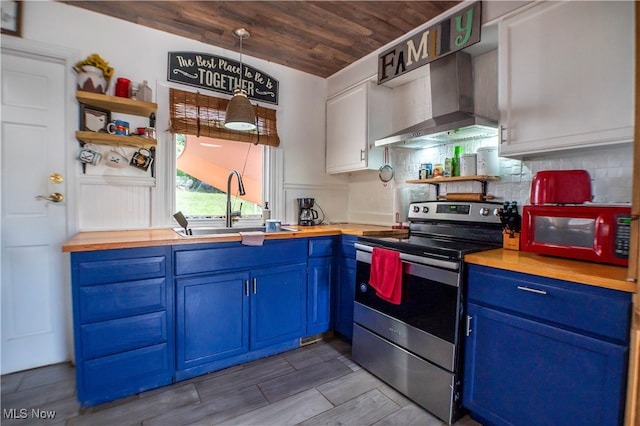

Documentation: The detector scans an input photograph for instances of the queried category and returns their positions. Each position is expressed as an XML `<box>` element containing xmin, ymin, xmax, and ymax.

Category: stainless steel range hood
<box><xmin>375</xmin><ymin>52</ymin><xmax>498</xmax><ymax>148</ymax></box>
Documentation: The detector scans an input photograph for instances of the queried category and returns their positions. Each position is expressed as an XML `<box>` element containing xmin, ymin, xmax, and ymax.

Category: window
<box><xmin>175</xmin><ymin>134</ymin><xmax>263</xmax><ymax>219</ymax></box>
<box><xmin>169</xmin><ymin>88</ymin><xmax>280</xmax><ymax>222</ymax></box>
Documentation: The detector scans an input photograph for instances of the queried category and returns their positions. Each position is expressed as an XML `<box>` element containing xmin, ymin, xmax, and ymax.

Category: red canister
<box><xmin>115</xmin><ymin>78</ymin><xmax>130</xmax><ymax>98</ymax></box>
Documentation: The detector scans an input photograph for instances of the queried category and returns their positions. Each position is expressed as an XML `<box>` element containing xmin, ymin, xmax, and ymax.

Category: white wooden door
<box><xmin>1</xmin><ymin>50</ymin><xmax>69</xmax><ymax>373</ymax></box>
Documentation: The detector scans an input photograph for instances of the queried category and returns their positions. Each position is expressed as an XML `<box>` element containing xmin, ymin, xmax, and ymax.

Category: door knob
<box><xmin>49</xmin><ymin>173</ymin><xmax>64</xmax><ymax>184</ymax></box>
<box><xmin>35</xmin><ymin>193</ymin><xmax>64</xmax><ymax>203</ymax></box>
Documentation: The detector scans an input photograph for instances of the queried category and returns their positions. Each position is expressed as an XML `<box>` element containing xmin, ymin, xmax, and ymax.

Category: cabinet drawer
<box><xmin>308</xmin><ymin>237</ymin><xmax>335</xmax><ymax>257</ymax></box>
<box><xmin>174</xmin><ymin>239</ymin><xmax>306</xmax><ymax>276</ymax></box>
<box><xmin>80</xmin><ymin>311</ymin><xmax>167</xmax><ymax>359</ymax></box>
<box><xmin>80</xmin><ymin>343</ymin><xmax>171</xmax><ymax>406</ymax></box>
<box><xmin>467</xmin><ymin>265</ymin><xmax>632</xmax><ymax>342</ymax></box>
<box><xmin>75</xmin><ymin>250</ymin><xmax>167</xmax><ymax>286</ymax></box>
<box><xmin>79</xmin><ymin>278</ymin><xmax>166</xmax><ymax>323</ymax></box>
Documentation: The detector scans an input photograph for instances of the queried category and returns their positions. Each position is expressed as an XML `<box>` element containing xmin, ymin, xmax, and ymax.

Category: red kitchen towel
<box><xmin>368</xmin><ymin>247</ymin><xmax>402</xmax><ymax>304</ymax></box>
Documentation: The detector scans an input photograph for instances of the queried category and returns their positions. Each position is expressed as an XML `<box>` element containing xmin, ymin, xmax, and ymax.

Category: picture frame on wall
<box><xmin>80</xmin><ymin>104</ymin><xmax>111</xmax><ymax>133</ymax></box>
<box><xmin>1</xmin><ymin>0</ymin><xmax>22</xmax><ymax>37</ymax></box>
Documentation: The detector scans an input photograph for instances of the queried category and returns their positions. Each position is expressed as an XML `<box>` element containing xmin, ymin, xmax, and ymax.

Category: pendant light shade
<box><xmin>225</xmin><ymin>88</ymin><xmax>257</xmax><ymax>131</ymax></box>
<box><xmin>224</xmin><ymin>28</ymin><xmax>257</xmax><ymax>131</ymax></box>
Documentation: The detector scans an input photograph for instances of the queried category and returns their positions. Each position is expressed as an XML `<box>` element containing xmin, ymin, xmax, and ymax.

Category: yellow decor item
<box><xmin>73</xmin><ymin>53</ymin><xmax>114</xmax><ymax>94</ymax></box>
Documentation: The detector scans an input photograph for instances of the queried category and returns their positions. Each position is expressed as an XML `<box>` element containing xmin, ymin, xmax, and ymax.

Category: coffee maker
<box><xmin>297</xmin><ymin>198</ymin><xmax>321</xmax><ymax>226</ymax></box>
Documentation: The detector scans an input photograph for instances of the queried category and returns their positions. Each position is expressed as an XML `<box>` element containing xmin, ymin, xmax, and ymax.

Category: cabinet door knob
<box><xmin>252</xmin><ymin>277</ymin><xmax>257</xmax><ymax>294</ymax></box>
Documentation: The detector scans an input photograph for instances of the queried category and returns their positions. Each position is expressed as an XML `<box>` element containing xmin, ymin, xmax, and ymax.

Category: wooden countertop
<box><xmin>61</xmin><ymin>224</ymin><xmax>409</xmax><ymax>253</ymax></box>
<box><xmin>465</xmin><ymin>249</ymin><xmax>637</xmax><ymax>293</ymax></box>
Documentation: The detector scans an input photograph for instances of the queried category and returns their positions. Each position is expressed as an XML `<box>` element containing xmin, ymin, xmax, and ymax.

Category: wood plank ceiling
<box><xmin>61</xmin><ymin>1</ymin><xmax>461</xmax><ymax>78</ymax></box>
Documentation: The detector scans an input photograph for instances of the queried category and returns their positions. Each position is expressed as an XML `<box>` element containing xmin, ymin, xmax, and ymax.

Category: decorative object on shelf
<box><xmin>103</xmin><ymin>148</ymin><xmax>129</xmax><ymax>169</ymax></box>
<box><xmin>1</xmin><ymin>0</ymin><xmax>22</xmax><ymax>37</ymax></box>
<box><xmin>139</xmin><ymin>80</ymin><xmax>152</xmax><ymax>102</ymax></box>
<box><xmin>78</xmin><ymin>146</ymin><xmax>101</xmax><ymax>166</ymax></box>
<box><xmin>115</xmin><ymin>77</ymin><xmax>131</xmax><ymax>98</ymax></box>
<box><xmin>73</xmin><ymin>53</ymin><xmax>114</xmax><ymax>94</ymax></box>
<box><xmin>224</xmin><ymin>28</ymin><xmax>257</xmax><ymax>131</ymax></box>
<box><xmin>130</xmin><ymin>148</ymin><xmax>153</xmax><ymax>171</ymax></box>
<box><xmin>460</xmin><ymin>153</ymin><xmax>477</xmax><ymax>176</ymax></box>
<box><xmin>106</xmin><ymin>120</ymin><xmax>130</xmax><ymax>136</ymax></box>
<box><xmin>452</xmin><ymin>146</ymin><xmax>462</xmax><ymax>176</ymax></box>
<box><xmin>476</xmin><ymin>146</ymin><xmax>498</xmax><ymax>176</ymax></box>
<box><xmin>79</xmin><ymin>104</ymin><xmax>111</xmax><ymax>132</ymax></box>
<box><xmin>419</xmin><ymin>163</ymin><xmax>432</xmax><ymax>180</ymax></box>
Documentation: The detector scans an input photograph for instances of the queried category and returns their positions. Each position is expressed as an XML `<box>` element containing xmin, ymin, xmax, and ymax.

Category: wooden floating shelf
<box><xmin>406</xmin><ymin>175</ymin><xmax>501</xmax><ymax>184</ymax></box>
<box><xmin>75</xmin><ymin>131</ymin><xmax>157</xmax><ymax>148</ymax></box>
<box><xmin>76</xmin><ymin>90</ymin><xmax>157</xmax><ymax>116</ymax></box>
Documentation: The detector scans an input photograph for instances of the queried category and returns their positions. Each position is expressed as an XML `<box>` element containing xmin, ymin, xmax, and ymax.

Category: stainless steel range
<box><xmin>352</xmin><ymin>200</ymin><xmax>503</xmax><ymax>424</ymax></box>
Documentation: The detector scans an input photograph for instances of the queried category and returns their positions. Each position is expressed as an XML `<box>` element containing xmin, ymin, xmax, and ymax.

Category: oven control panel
<box><xmin>409</xmin><ymin>201</ymin><xmax>502</xmax><ymax>223</ymax></box>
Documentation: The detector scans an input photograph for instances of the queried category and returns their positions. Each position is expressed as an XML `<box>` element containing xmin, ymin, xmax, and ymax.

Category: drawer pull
<box><xmin>517</xmin><ymin>285</ymin><xmax>547</xmax><ymax>295</ymax></box>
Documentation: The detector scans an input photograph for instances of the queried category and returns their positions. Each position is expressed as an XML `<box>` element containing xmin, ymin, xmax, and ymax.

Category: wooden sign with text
<box><xmin>378</xmin><ymin>2</ymin><xmax>481</xmax><ymax>84</ymax></box>
<box><xmin>168</xmin><ymin>52</ymin><xmax>279</xmax><ymax>105</ymax></box>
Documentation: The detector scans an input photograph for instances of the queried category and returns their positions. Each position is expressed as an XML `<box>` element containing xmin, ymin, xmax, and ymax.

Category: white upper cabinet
<box><xmin>326</xmin><ymin>81</ymin><xmax>392</xmax><ymax>174</ymax></box>
<box><xmin>498</xmin><ymin>1</ymin><xmax>634</xmax><ymax>158</ymax></box>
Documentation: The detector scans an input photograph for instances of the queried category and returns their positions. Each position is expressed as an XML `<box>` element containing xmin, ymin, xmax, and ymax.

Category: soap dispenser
<box><xmin>262</xmin><ymin>202</ymin><xmax>271</xmax><ymax>224</ymax></box>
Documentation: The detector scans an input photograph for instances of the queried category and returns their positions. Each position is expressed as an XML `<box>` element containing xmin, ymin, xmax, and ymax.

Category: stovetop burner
<box><xmin>358</xmin><ymin>235</ymin><xmax>501</xmax><ymax>261</ymax></box>
<box><xmin>357</xmin><ymin>200</ymin><xmax>504</xmax><ymax>260</ymax></box>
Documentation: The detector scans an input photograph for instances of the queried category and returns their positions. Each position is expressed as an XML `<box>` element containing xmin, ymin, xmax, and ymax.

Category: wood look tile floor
<box><xmin>1</xmin><ymin>338</ymin><xmax>482</xmax><ymax>426</ymax></box>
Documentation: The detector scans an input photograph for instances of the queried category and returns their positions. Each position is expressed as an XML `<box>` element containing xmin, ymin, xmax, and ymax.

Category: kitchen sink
<box><xmin>173</xmin><ymin>226</ymin><xmax>295</xmax><ymax>236</ymax></box>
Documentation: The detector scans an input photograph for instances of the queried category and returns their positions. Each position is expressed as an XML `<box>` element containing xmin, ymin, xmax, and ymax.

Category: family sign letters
<box><xmin>378</xmin><ymin>2</ymin><xmax>481</xmax><ymax>84</ymax></box>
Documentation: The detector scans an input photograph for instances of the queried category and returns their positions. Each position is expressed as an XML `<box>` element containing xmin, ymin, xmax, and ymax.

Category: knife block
<box><xmin>503</xmin><ymin>231</ymin><xmax>520</xmax><ymax>251</ymax></box>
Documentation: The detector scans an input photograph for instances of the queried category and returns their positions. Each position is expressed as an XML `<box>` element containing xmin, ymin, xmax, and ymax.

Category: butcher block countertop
<box><xmin>465</xmin><ymin>249</ymin><xmax>636</xmax><ymax>293</ymax></box>
<box><xmin>61</xmin><ymin>224</ymin><xmax>408</xmax><ymax>253</ymax></box>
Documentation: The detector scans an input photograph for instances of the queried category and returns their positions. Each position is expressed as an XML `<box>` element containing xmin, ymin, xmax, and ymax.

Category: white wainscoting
<box><xmin>78</xmin><ymin>176</ymin><xmax>155</xmax><ymax>230</ymax></box>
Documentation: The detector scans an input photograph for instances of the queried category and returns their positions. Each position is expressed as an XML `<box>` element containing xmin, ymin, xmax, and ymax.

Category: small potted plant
<box><xmin>73</xmin><ymin>53</ymin><xmax>114</xmax><ymax>94</ymax></box>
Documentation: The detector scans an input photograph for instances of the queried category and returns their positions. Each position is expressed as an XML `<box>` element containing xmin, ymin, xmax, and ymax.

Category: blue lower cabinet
<box><xmin>307</xmin><ymin>256</ymin><xmax>333</xmax><ymax>335</ymax></box>
<box><xmin>334</xmin><ymin>235</ymin><xmax>357</xmax><ymax>340</ymax></box>
<box><xmin>173</xmin><ymin>240</ymin><xmax>308</xmax><ymax>381</ymax></box>
<box><xmin>70</xmin><ymin>246</ymin><xmax>173</xmax><ymax>407</ymax></box>
<box><xmin>463</xmin><ymin>265</ymin><xmax>631</xmax><ymax>426</ymax></box>
<box><xmin>251</xmin><ymin>264</ymin><xmax>307</xmax><ymax>349</ymax></box>
<box><xmin>69</xmin><ymin>238</ymin><xmax>329</xmax><ymax>405</ymax></box>
<box><xmin>307</xmin><ymin>237</ymin><xmax>335</xmax><ymax>336</ymax></box>
<box><xmin>176</xmin><ymin>271</ymin><xmax>250</xmax><ymax>371</ymax></box>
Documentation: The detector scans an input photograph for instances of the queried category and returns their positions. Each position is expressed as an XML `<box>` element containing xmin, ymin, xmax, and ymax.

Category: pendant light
<box><xmin>224</xmin><ymin>28</ymin><xmax>257</xmax><ymax>131</ymax></box>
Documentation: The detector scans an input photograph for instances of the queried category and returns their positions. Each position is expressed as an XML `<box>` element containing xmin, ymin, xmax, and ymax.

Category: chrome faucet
<box><xmin>226</xmin><ymin>170</ymin><xmax>246</xmax><ymax>228</ymax></box>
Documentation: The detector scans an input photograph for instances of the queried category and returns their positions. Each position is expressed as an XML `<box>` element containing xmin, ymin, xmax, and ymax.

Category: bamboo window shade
<box><xmin>169</xmin><ymin>88</ymin><xmax>280</xmax><ymax>147</ymax></box>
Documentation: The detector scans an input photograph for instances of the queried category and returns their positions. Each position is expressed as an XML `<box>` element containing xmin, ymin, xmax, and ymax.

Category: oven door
<box><xmin>353</xmin><ymin>243</ymin><xmax>462</xmax><ymax>372</ymax></box>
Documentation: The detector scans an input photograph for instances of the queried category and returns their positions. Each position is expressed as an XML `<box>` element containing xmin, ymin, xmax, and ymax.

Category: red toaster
<box><xmin>530</xmin><ymin>170</ymin><xmax>592</xmax><ymax>205</ymax></box>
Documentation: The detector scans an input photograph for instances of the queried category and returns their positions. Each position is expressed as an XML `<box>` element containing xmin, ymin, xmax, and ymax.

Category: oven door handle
<box><xmin>354</xmin><ymin>243</ymin><xmax>459</xmax><ymax>271</ymax></box>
